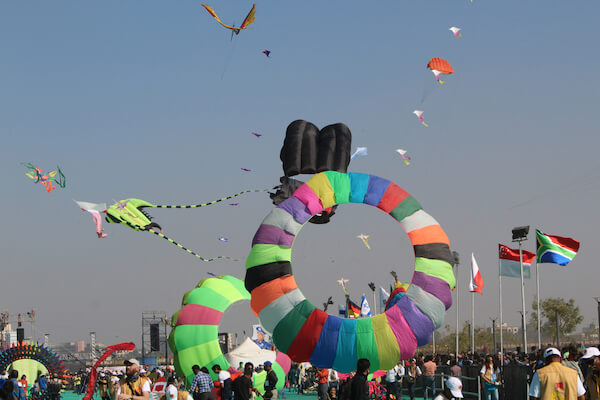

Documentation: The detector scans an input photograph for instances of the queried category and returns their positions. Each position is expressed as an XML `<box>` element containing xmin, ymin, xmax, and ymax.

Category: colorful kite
<box><xmin>23</xmin><ymin>163</ymin><xmax>66</xmax><ymax>193</ymax></box>
<box><xmin>356</xmin><ymin>234</ymin><xmax>371</xmax><ymax>249</ymax></box>
<box><xmin>396</xmin><ymin>149</ymin><xmax>411</xmax><ymax>166</ymax></box>
<box><xmin>413</xmin><ymin>110</ymin><xmax>428</xmax><ymax>127</ymax></box>
<box><xmin>449</xmin><ymin>27</ymin><xmax>462</xmax><ymax>38</ymax></box>
<box><xmin>350</xmin><ymin>147</ymin><xmax>368</xmax><ymax>161</ymax></box>
<box><xmin>245</xmin><ymin>171</ymin><xmax>455</xmax><ymax>372</ymax></box>
<box><xmin>427</xmin><ymin>58</ymin><xmax>454</xmax><ymax>85</ymax></box>
<box><xmin>262</xmin><ymin>50</ymin><xmax>271</xmax><ymax>57</ymax></box>
<box><xmin>202</xmin><ymin>4</ymin><xmax>256</xmax><ymax>36</ymax></box>
<box><xmin>74</xmin><ymin>200</ymin><xmax>108</xmax><ymax>238</ymax></box>
<box><xmin>337</xmin><ymin>278</ymin><xmax>350</xmax><ymax>295</ymax></box>
<box><xmin>169</xmin><ymin>275</ymin><xmax>291</xmax><ymax>388</ymax></box>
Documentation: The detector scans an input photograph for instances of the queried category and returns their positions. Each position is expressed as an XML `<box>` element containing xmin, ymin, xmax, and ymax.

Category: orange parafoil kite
<box><xmin>427</xmin><ymin>58</ymin><xmax>454</xmax><ymax>74</ymax></box>
<box><xmin>202</xmin><ymin>4</ymin><xmax>256</xmax><ymax>35</ymax></box>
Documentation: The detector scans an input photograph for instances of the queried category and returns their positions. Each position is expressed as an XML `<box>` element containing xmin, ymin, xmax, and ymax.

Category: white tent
<box><xmin>225</xmin><ymin>337</ymin><xmax>277</xmax><ymax>369</ymax></box>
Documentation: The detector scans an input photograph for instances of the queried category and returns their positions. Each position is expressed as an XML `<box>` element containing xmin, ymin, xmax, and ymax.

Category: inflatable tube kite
<box><xmin>168</xmin><ymin>275</ymin><xmax>290</xmax><ymax>392</ymax></box>
<box><xmin>245</xmin><ymin>171</ymin><xmax>455</xmax><ymax>373</ymax></box>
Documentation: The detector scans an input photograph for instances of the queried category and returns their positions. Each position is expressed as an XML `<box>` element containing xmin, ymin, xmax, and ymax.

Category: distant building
<box><xmin>76</xmin><ymin>340</ymin><xmax>85</xmax><ymax>353</ymax></box>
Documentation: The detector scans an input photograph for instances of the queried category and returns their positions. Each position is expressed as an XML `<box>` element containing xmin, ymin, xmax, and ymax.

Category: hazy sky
<box><xmin>1</xmin><ymin>1</ymin><xmax>599</xmax><ymax>348</ymax></box>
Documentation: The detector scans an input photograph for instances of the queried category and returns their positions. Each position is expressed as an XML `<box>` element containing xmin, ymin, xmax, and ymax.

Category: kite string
<box><xmin>150</xmin><ymin>189</ymin><xmax>269</xmax><ymax>208</ymax></box>
<box><xmin>147</xmin><ymin>228</ymin><xmax>239</xmax><ymax>262</ymax></box>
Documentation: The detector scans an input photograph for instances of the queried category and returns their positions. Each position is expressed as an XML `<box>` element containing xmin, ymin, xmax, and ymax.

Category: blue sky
<box><xmin>1</xmin><ymin>0</ymin><xmax>599</xmax><ymax>347</ymax></box>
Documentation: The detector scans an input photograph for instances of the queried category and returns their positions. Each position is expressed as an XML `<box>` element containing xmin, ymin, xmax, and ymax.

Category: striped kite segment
<box><xmin>244</xmin><ymin>172</ymin><xmax>455</xmax><ymax>372</ymax></box>
<box><xmin>168</xmin><ymin>275</ymin><xmax>291</xmax><ymax>390</ymax></box>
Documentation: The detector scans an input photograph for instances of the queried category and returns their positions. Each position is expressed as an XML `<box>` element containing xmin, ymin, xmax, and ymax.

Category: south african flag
<box><xmin>536</xmin><ymin>229</ymin><xmax>580</xmax><ymax>266</ymax></box>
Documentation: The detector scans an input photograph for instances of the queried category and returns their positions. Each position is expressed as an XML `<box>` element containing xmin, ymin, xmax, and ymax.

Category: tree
<box><xmin>531</xmin><ymin>297</ymin><xmax>583</xmax><ymax>340</ymax></box>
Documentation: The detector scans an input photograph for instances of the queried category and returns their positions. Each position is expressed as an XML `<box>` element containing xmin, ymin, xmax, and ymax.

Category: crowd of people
<box><xmin>0</xmin><ymin>369</ymin><xmax>62</xmax><ymax>400</ymax></box>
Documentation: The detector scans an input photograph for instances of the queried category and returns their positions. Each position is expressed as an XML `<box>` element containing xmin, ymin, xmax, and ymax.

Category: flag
<box><xmin>536</xmin><ymin>229</ymin><xmax>580</xmax><ymax>266</ymax></box>
<box><xmin>379</xmin><ymin>287</ymin><xmax>390</xmax><ymax>309</ymax></box>
<box><xmin>347</xmin><ymin>299</ymin><xmax>361</xmax><ymax>318</ymax></box>
<box><xmin>338</xmin><ymin>304</ymin><xmax>347</xmax><ymax>318</ymax></box>
<box><xmin>360</xmin><ymin>294</ymin><xmax>371</xmax><ymax>316</ymax></box>
<box><xmin>499</xmin><ymin>244</ymin><xmax>534</xmax><ymax>278</ymax></box>
<box><xmin>469</xmin><ymin>253</ymin><xmax>484</xmax><ymax>294</ymax></box>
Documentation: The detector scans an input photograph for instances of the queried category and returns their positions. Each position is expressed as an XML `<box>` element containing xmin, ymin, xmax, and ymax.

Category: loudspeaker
<box><xmin>17</xmin><ymin>328</ymin><xmax>24</xmax><ymax>343</ymax></box>
<box><xmin>150</xmin><ymin>324</ymin><xmax>160</xmax><ymax>351</ymax></box>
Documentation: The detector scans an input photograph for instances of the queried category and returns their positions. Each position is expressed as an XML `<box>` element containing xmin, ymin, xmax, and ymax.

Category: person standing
<box><xmin>433</xmin><ymin>377</ymin><xmax>463</xmax><ymax>400</ymax></box>
<box><xmin>189</xmin><ymin>366</ymin><xmax>214</xmax><ymax>400</ymax></box>
<box><xmin>17</xmin><ymin>376</ymin><xmax>27</xmax><ymax>399</ymax></box>
<box><xmin>164</xmin><ymin>377</ymin><xmax>178</xmax><ymax>400</ymax></box>
<box><xmin>232</xmin><ymin>363</ymin><xmax>256</xmax><ymax>400</ymax></box>
<box><xmin>116</xmin><ymin>359</ymin><xmax>151</xmax><ymax>400</ymax></box>
<box><xmin>349</xmin><ymin>359</ymin><xmax>370</xmax><ymax>400</ymax></box>
<box><xmin>263</xmin><ymin>361</ymin><xmax>278</xmax><ymax>400</ymax></box>
<box><xmin>328</xmin><ymin>369</ymin><xmax>339</xmax><ymax>391</ymax></box>
<box><xmin>211</xmin><ymin>365</ymin><xmax>232</xmax><ymax>400</ymax></box>
<box><xmin>449</xmin><ymin>361</ymin><xmax>461</xmax><ymax>378</ymax></box>
<box><xmin>385</xmin><ymin>362</ymin><xmax>403</xmax><ymax>400</ymax></box>
<box><xmin>317</xmin><ymin>369</ymin><xmax>329</xmax><ymax>400</ymax></box>
<box><xmin>9</xmin><ymin>371</ymin><xmax>25</xmax><ymax>400</ymax></box>
<box><xmin>406</xmin><ymin>359</ymin><xmax>422</xmax><ymax>400</ymax></box>
<box><xmin>480</xmin><ymin>355</ymin><xmax>501</xmax><ymax>400</ymax></box>
<box><xmin>422</xmin><ymin>356</ymin><xmax>437</xmax><ymax>400</ymax></box>
<box><xmin>583</xmin><ymin>348</ymin><xmax>600</xmax><ymax>400</ymax></box>
<box><xmin>529</xmin><ymin>347</ymin><xmax>585</xmax><ymax>400</ymax></box>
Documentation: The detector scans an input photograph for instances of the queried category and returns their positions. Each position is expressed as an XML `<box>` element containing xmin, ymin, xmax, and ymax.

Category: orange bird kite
<box><xmin>201</xmin><ymin>4</ymin><xmax>256</xmax><ymax>36</ymax></box>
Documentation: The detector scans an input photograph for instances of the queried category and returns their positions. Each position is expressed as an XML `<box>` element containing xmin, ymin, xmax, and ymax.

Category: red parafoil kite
<box><xmin>427</xmin><ymin>58</ymin><xmax>454</xmax><ymax>84</ymax></box>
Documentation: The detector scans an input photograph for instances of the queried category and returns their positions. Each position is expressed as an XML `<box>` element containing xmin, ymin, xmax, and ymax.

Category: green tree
<box><xmin>531</xmin><ymin>297</ymin><xmax>583</xmax><ymax>339</ymax></box>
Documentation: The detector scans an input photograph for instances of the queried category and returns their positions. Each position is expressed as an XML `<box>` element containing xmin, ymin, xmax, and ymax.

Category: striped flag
<box><xmin>469</xmin><ymin>253</ymin><xmax>484</xmax><ymax>294</ymax></box>
<box><xmin>499</xmin><ymin>244</ymin><xmax>535</xmax><ymax>279</ymax></box>
<box><xmin>347</xmin><ymin>299</ymin><xmax>361</xmax><ymax>318</ymax></box>
<box><xmin>536</xmin><ymin>229</ymin><xmax>580</xmax><ymax>266</ymax></box>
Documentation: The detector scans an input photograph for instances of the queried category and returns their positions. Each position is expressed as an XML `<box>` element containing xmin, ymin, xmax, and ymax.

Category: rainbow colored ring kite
<box><xmin>245</xmin><ymin>171</ymin><xmax>455</xmax><ymax>372</ymax></box>
<box><xmin>169</xmin><ymin>275</ymin><xmax>290</xmax><ymax>392</ymax></box>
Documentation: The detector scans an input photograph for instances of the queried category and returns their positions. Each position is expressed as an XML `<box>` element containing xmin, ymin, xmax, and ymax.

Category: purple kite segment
<box><xmin>252</xmin><ymin>224</ymin><xmax>295</xmax><ymax>247</ymax></box>
<box><xmin>292</xmin><ymin>183</ymin><xmax>324</xmax><ymax>215</ymax></box>
<box><xmin>411</xmin><ymin>271</ymin><xmax>452</xmax><ymax>310</ymax></box>
<box><xmin>176</xmin><ymin>304</ymin><xmax>223</xmax><ymax>326</ymax></box>
<box><xmin>395</xmin><ymin>296</ymin><xmax>434</xmax><ymax>347</ymax></box>
<box><xmin>277</xmin><ymin>197</ymin><xmax>313</xmax><ymax>225</ymax></box>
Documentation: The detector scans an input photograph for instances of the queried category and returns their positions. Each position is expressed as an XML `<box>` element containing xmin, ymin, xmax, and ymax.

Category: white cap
<box><xmin>157</xmin><ymin>370</ymin><xmax>164</xmax><ymax>377</ymax></box>
<box><xmin>543</xmin><ymin>347</ymin><xmax>561</xmax><ymax>359</ymax></box>
<box><xmin>140</xmin><ymin>369</ymin><xmax>147</xmax><ymax>374</ymax></box>
<box><xmin>582</xmin><ymin>347</ymin><xmax>600</xmax><ymax>359</ymax></box>
<box><xmin>446</xmin><ymin>377</ymin><xmax>463</xmax><ymax>398</ymax></box>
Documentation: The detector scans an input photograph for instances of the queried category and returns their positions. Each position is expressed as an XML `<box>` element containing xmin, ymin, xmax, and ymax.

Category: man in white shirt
<box><xmin>166</xmin><ymin>377</ymin><xmax>178</xmax><ymax>400</ymax></box>
<box><xmin>386</xmin><ymin>362</ymin><xmax>404</xmax><ymax>400</ymax></box>
<box><xmin>212</xmin><ymin>364</ymin><xmax>232</xmax><ymax>400</ymax></box>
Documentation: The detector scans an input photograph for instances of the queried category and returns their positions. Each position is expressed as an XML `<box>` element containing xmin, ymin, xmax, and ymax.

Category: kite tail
<box><xmin>422</xmin><ymin>121</ymin><xmax>429</xmax><ymax>127</ymax></box>
<box><xmin>147</xmin><ymin>229</ymin><xmax>239</xmax><ymax>262</ymax></box>
<box><xmin>83</xmin><ymin>342</ymin><xmax>135</xmax><ymax>400</ymax></box>
<box><xmin>151</xmin><ymin>189</ymin><xmax>267</xmax><ymax>209</ymax></box>
<box><xmin>439</xmin><ymin>79</ymin><xmax>446</xmax><ymax>85</ymax></box>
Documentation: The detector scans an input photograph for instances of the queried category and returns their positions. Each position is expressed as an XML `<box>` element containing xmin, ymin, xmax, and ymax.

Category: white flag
<box><xmin>379</xmin><ymin>287</ymin><xmax>390</xmax><ymax>309</ymax></box>
<box><xmin>360</xmin><ymin>294</ymin><xmax>371</xmax><ymax>316</ymax></box>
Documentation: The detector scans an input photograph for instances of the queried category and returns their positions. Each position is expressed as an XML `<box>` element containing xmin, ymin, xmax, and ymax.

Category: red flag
<box><xmin>83</xmin><ymin>342</ymin><xmax>136</xmax><ymax>400</ymax></box>
<box><xmin>469</xmin><ymin>253</ymin><xmax>484</xmax><ymax>294</ymax></box>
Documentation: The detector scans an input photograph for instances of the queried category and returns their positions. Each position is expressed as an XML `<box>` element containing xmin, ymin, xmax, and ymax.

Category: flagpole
<box><xmin>499</xmin><ymin>259</ymin><xmax>504</xmax><ymax>360</ymax></box>
<box><xmin>519</xmin><ymin>241</ymin><xmax>528</xmax><ymax>354</ymax></box>
<box><xmin>453</xmin><ymin>251</ymin><xmax>460</xmax><ymax>362</ymax></box>
<box><xmin>471</xmin><ymin>291</ymin><xmax>475</xmax><ymax>355</ymax></box>
<box><xmin>536</xmin><ymin>258</ymin><xmax>541</xmax><ymax>350</ymax></box>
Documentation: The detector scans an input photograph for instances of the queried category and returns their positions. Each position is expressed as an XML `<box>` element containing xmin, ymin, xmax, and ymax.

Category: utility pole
<box><xmin>594</xmin><ymin>298</ymin><xmax>600</xmax><ymax>344</ymax></box>
<box><xmin>491</xmin><ymin>318</ymin><xmax>497</xmax><ymax>354</ymax></box>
